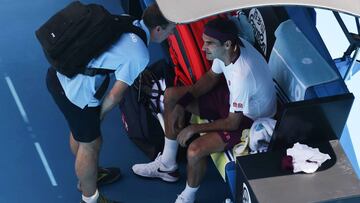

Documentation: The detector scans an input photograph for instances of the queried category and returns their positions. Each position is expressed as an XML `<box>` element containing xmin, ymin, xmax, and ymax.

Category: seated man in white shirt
<box><xmin>132</xmin><ymin>18</ymin><xmax>277</xmax><ymax>203</ymax></box>
<box><xmin>46</xmin><ymin>3</ymin><xmax>175</xmax><ymax>203</ymax></box>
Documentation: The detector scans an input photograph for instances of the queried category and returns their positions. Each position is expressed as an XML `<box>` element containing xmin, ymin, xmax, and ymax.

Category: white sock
<box><xmin>180</xmin><ymin>182</ymin><xmax>199</xmax><ymax>200</ymax></box>
<box><xmin>160</xmin><ymin>137</ymin><xmax>178</xmax><ymax>169</ymax></box>
<box><xmin>82</xmin><ymin>189</ymin><xmax>99</xmax><ymax>203</ymax></box>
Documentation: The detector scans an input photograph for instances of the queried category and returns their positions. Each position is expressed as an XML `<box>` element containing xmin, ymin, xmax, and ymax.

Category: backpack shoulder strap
<box><xmin>84</xmin><ymin>15</ymin><xmax>149</xmax><ymax>100</ymax></box>
<box><xmin>112</xmin><ymin>15</ymin><xmax>148</xmax><ymax>47</ymax></box>
<box><xmin>82</xmin><ymin>15</ymin><xmax>148</xmax><ymax>78</ymax></box>
<box><xmin>82</xmin><ymin>68</ymin><xmax>114</xmax><ymax>76</ymax></box>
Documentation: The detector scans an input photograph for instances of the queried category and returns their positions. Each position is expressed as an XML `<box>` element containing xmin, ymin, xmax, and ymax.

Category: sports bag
<box><xmin>35</xmin><ymin>1</ymin><xmax>147</xmax><ymax>78</ymax></box>
<box><xmin>167</xmin><ymin>18</ymin><xmax>214</xmax><ymax>86</ymax></box>
<box><xmin>119</xmin><ymin>60</ymin><xmax>174</xmax><ymax>159</ymax></box>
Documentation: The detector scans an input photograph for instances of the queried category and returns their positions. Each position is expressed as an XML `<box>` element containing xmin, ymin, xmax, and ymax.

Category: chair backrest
<box><xmin>268</xmin><ymin>19</ymin><xmax>341</xmax><ymax>102</ymax></box>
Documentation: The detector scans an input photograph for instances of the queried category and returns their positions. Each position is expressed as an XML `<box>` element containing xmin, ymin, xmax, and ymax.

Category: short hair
<box><xmin>204</xmin><ymin>18</ymin><xmax>243</xmax><ymax>47</ymax></box>
<box><xmin>142</xmin><ymin>3</ymin><xmax>170</xmax><ymax>29</ymax></box>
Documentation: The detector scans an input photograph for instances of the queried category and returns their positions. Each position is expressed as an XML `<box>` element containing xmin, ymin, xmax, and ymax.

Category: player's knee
<box><xmin>187</xmin><ymin>142</ymin><xmax>203</xmax><ymax>164</ymax></box>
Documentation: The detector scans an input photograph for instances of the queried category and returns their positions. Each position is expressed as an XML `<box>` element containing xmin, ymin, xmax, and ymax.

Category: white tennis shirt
<box><xmin>211</xmin><ymin>38</ymin><xmax>276</xmax><ymax>120</ymax></box>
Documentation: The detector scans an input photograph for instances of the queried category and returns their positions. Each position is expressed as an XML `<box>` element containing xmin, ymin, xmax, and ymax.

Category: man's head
<box><xmin>202</xmin><ymin>18</ymin><xmax>243</xmax><ymax>61</ymax></box>
<box><xmin>142</xmin><ymin>3</ymin><xmax>176</xmax><ymax>43</ymax></box>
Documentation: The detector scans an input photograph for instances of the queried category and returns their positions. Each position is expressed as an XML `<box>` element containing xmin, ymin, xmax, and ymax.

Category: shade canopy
<box><xmin>156</xmin><ymin>0</ymin><xmax>360</xmax><ymax>23</ymax></box>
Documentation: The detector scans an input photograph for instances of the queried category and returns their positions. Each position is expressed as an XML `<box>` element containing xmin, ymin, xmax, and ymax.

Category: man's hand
<box><xmin>177</xmin><ymin>125</ymin><xmax>196</xmax><ymax>147</ymax></box>
<box><xmin>100</xmin><ymin>80</ymin><xmax>128</xmax><ymax>121</ymax></box>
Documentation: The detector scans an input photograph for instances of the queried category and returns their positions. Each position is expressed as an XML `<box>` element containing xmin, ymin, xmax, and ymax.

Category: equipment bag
<box><xmin>119</xmin><ymin>60</ymin><xmax>174</xmax><ymax>159</ymax></box>
<box><xmin>35</xmin><ymin>1</ymin><xmax>147</xmax><ymax>78</ymax></box>
<box><xmin>167</xmin><ymin>17</ymin><xmax>215</xmax><ymax>86</ymax></box>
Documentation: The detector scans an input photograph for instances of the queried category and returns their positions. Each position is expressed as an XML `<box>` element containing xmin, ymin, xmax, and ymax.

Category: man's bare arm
<box><xmin>194</xmin><ymin>112</ymin><xmax>243</xmax><ymax>133</ymax></box>
<box><xmin>100</xmin><ymin>80</ymin><xmax>128</xmax><ymax>120</ymax></box>
<box><xmin>169</xmin><ymin>69</ymin><xmax>221</xmax><ymax>136</ymax></box>
<box><xmin>177</xmin><ymin>112</ymin><xmax>244</xmax><ymax>146</ymax></box>
<box><xmin>188</xmin><ymin>69</ymin><xmax>221</xmax><ymax>98</ymax></box>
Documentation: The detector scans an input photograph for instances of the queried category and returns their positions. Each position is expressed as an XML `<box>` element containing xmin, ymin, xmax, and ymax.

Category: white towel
<box><xmin>287</xmin><ymin>142</ymin><xmax>331</xmax><ymax>173</ymax></box>
<box><xmin>249</xmin><ymin>118</ymin><xmax>276</xmax><ymax>152</ymax></box>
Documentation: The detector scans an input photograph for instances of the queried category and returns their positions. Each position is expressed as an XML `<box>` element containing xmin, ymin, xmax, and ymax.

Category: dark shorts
<box><xmin>198</xmin><ymin>82</ymin><xmax>253</xmax><ymax>150</ymax></box>
<box><xmin>46</xmin><ymin>68</ymin><xmax>101</xmax><ymax>143</ymax></box>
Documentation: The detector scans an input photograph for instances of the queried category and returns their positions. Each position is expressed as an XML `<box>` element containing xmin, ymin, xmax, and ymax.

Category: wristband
<box><xmin>177</xmin><ymin>92</ymin><xmax>195</xmax><ymax>108</ymax></box>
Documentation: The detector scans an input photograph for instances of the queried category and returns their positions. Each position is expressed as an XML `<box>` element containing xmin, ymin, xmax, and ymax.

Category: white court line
<box><xmin>34</xmin><ymin>142</ymin><xmax>58</xmax><ymax>186</ymax></box>
<box><xmin>4</xmin><ymin>76</ymin><xmax>57</xmax><ymax>186</ymax></box>
<box><xmin>5</xmin><ymin>76</ymin><xmax>29</xmax><ymax>124</ymax></box>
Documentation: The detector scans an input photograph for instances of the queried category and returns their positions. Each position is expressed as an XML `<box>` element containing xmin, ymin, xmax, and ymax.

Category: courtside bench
<box><xmin>211</xmin><ymin>16</ymin><xmax>360</xmax><ymax>203</ymax></box>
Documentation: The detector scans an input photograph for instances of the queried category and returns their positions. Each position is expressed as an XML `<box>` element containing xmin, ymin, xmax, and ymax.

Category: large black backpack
<box><xmin>35</xmin><ymin>1</ymin><xmax>147</xmax><ymax>78</ymax></box>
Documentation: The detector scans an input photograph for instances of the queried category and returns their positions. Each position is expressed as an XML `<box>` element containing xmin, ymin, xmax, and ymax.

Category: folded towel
<box><xmin>287</xmin><ymin>142</ymin><xmax>331</xmax><ymax>173</ymax></box>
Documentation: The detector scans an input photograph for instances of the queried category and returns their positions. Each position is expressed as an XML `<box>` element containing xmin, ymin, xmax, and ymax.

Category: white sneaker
<box><xmin>132</xmin><ymin>153</ymin><xmax>179</xmax><ymax>182</ymax></box>
<box><xmin>174</xmin><ymin>194</ymin><xmax>195</xmax><ymax>203</ymax></box>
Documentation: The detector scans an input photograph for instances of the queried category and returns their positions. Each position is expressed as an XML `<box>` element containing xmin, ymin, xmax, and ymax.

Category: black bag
<box><xmin>120</xmin><ymin>86</ymin><xmax>164</xmax><ymax>160</ymax></box>
<box><xmin>120</xmin><ymin>60</ymin><xmax>194</xmax><ymax>161</ymax></box>
<box><xmin>119</xmin><ymin>60</ymin><xmax>174</xmax><ymax>159</ymax></box>
<box><xmin>35</xmin><ymin>1</ymin><xmax>147</xmax><ymax>78</ymax></box>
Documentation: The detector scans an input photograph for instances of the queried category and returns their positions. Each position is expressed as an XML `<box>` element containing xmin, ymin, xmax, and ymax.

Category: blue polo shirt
<box><xmin>57</xmin><ymin>20</ymin><xmax>150</xmax><ymax>108</ymax></box>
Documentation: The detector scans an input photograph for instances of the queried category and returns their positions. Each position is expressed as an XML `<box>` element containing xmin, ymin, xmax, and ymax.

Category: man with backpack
<box><xmin>132</xmin><ymin>18</ymin><xmax>276</xmax><ymax>203</ymax></box>
<box><xmin>44</xmin><ymin>2</ymin><xmax>175</xmax><ymax>203</ymax></box>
